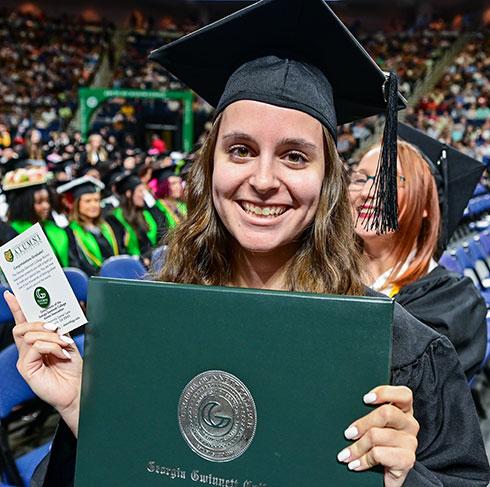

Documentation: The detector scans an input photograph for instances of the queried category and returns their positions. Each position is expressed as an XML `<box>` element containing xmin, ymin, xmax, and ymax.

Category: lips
<box><xmin>357</xmin><ymin>205</ymin><xmax>376</xmax><ymax>219</ymax></box>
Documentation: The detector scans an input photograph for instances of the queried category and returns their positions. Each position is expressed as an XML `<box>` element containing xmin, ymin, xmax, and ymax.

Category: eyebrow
<box><xmin>222</xmin><ymin>133</ymin><xmax>318</xmax><ymax>151</ymax></box>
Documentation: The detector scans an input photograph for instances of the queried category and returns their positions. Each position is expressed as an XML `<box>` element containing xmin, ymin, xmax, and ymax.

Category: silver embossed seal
<box><xmin>178</xmin><ymin>370</ymin><xmax>257</xmax><ymax>462</ymax></box>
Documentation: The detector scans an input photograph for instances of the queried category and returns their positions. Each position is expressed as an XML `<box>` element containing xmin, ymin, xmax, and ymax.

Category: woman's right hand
<box><xmin>5</xmin><ymin>290</ymin><xmax>83</xmax><ymax>437</ymax></box>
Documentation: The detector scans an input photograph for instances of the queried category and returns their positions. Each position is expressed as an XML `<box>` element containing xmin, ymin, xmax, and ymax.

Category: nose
<box><xmin>248</xmin><ymin>154</ymin><xmax>280</xmax><ymax>195</ymax></box>
<box><xmin>359</xmin><ymin>176</ymin><xmax>375</xmax><ymax>200</ymax></box>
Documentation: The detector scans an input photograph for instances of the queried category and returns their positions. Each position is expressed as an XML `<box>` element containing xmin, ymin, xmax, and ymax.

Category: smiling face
<box><xmin>212</xmin><ymin>100</ymin><xmax>325</xmax><ymax>254</ymax></box>
<box><xmin>33</xmin><ymin>188</ymin><xmax>51</xmax><ymax>221</ymax></box>
<box><xmin>349</xmin><ymin>146</ymin><xmax>405</xmax><ymax>243</ymax></box>
<box><xmin>78</xmin><ymin>192</ymin><xmax>101</xmax><ymax>222</ymax></box>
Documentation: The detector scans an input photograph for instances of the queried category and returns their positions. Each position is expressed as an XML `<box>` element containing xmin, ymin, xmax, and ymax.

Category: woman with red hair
<box><xmin>350</xmin><ymin>139</ymin><xmax>487</xmax><ymax>379</ymax></box>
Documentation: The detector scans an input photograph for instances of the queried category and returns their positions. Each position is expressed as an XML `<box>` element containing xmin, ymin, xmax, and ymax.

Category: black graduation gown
<box><xmin>0</xmin><ymin>222</ymin><xmax>18</xmax><ymax>350</ymax></box>
<box><xmin>67</xmin><ymin>224</ymin><xmax>125</xmax><ymax>277</ymax></box>
<box><xmin>30</xmin><ymin>296</ymin><xmax>490</xmax><ymax>486</ymax></box>
<box><xmin>0</xmin><ymin>221</ymin><xmax>18</xmax><ymax>246</ymax></box>
<box><xmin>395</xmin><ymin>265</ymin><xmax>487</xmax><ymax>380</ymax></box>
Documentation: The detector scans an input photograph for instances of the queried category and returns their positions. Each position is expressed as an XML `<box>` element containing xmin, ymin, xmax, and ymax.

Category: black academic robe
<box><xmin>395</xmin><ymin>265</ymin><xmax>487</xmax><ymax>380</ymax></box>
<box><xmin>30</xmin><ymin>296</ymin><xmax>490</xmax><ymax>486</ymax></box>
<box><xmin>0</xmin><ymin>222</ymin><xmax>18</xmax><ymax>350</ymax></box>
<box><xmin>66</xmin><ymin>224</ymin><xmax>126</xmax><ymax>277</ymax></box>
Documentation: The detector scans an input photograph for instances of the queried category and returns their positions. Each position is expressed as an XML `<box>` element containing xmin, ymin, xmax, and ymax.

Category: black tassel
<box><xmin>365</xmin><ymin>71</ymin><xmax>399</xmax><ymax>234</ymax></box>
<box><xmin>438</xmin><ymin>146</ymin><xmax>449</xmax><ymax>253</ymax></box>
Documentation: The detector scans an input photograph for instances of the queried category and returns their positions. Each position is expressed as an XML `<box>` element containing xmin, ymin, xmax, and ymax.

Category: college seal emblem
<box><xmin>178</xmin><ymin>370</ymin><xmax>257</xmax><ymax>462</ymax></box>
<box><xmin>4</xmin><ymin>250</ymin><xmax>13</xmax><ymax>263</ymax></box>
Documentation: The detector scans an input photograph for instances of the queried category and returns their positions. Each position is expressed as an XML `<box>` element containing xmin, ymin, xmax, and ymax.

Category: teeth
<box><xmin>242</xmin><ymin>202</ymin><xmax>288</xmax><ymax>217</ymax></box>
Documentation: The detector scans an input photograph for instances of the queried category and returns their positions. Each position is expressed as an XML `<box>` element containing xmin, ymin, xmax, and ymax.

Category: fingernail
<box><xmin>337</xmin><ymin>448</ymin><xmax>351</xmax><ymax>462</ymax></box>
<box><xmin>60</xmin><ymin>335</ymin><xmax>74</xmax><ymax>344</ymax></box>
<box><xmin>3</xmin><ymin>290</ymin><xmax>11</xmax><ymax>297</ymax></box>
<box><xmin>43</xmin><ymin>323</ymin><xmax>59</xmax><ymax>331</ymax></box>
<box><xmin>348</xmin><ymin>459</ymin><xmax>361</xmax><ymax>470</ymax></box>
<box><xmin>62</xmin><ymin>349</ymin><xmax>71</xmax><ymax>359</ymax></box>
<box><xmin>344</xmin><ymin>426</ymin><xmax>359</xmax><ymax>440</ymax></box>
<box><xmin>363</xmin><ymin>392</ymin><xmax>377</xmax><ymax>404</ymax></box>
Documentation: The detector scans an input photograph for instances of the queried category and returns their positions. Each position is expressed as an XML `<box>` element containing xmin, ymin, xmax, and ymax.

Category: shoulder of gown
<box><xmin>394</xmin><ymin>265</ymin><xmax>487</xmax><ymax>379</ymax></box>
<box><xmin>367</xmin><ymin>287</ymin><xmax>490</xmax><ymax>485</ymax></box>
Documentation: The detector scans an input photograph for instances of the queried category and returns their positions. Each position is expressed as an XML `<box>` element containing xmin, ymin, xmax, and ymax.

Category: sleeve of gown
<box><xmin>392</xmin><ymin>335</ymin><xmax>490</xmax><ymax>486</ymax></box>
<box><xmin>31</xmin><ymin>420</ymin><xmax>77</xmax><ymax>487</ymax></box>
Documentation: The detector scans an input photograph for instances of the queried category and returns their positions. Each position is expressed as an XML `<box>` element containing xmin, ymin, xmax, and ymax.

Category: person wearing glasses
<box><xmin>349</xmin><ymin>133</ymin><xmax>487</xmax><ymax>380</ymax></box>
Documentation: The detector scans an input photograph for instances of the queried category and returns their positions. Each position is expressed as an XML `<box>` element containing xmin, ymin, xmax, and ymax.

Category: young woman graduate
<box><xmin>349</xmin><ymin>123</ymin><xmax>487</xmax><ymax>379</ymax></box>
<box><xmin>57</xmin><ymin>176</ymin><xmax>125</xmax><ymax>276</ymax></box>
<box><xmin>105</xmin><ymin>173</ymin><xmax>169</xmax><ymax>264</ymax></box>
<box><xmin>152</xmin><ymin>167</ymin><xmax>188</xmax><ymax>227</ymax></box>
<box><xmin>2</xmin><ymin>167</ymin><xmax>69</xmax><ymax>267</ymax></box>
<box><xmin>6</xmin><ymin>1</ymin><xmax>490</xmax><ymax>486</ymax></box>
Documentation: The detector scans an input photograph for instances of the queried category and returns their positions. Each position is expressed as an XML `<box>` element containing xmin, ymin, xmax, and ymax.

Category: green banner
<box><xmin>79</xmin><ymin>88</ymin><xmax>194</xmax><ymax>152</ymax></box>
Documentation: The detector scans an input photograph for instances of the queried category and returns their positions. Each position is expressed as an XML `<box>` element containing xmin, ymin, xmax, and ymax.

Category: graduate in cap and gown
<box><xmin>8</xmin><ymin>1</ymin><xmax>489</xmax><ymax>486</ymax></box>
<box><xmin>57</xmin><ymin>177</ymin><xmax>125</xmax><ymax>276</ymax></box>
<box><xmin>106</xmin><ymin>173</ymin><xmax>169</xmax><ymax>263</ymax></box>
<box><xmin>350</xmin><ymin>123</ymin><xmax>487</xmax><ymax>379</ymax></box>
<box><xmin>2</xmin><ymin>167</ymin><xmax>70</xmax><ymax>267</ymax></box>
<box><xmin>152</xmin><ymin>166</ymin><xmax>188</xmax><ymax>228</ymax></box>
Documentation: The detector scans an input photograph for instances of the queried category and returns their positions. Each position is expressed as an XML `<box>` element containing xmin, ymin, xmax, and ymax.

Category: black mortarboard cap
<box><xmin>152</xmin><ymin>166</ymin><xmax>176</xmax><ymax>182</ymax></box>
<box><xmin>57</xmin><ymin>176</ymin><xmax>105</xmax><ymax>200</ymax></box>
<box><xmin>114</xmin><ymin>172</ymin><xmax>142</xmax><ymax>195</ymax></box>
<box><xmin>149</xmin><ymin>0</ymin><xmax>406</xmax><ymax>233</ymax></box>
<box><xmin>398</xmin><ymin>123</ymin><xmax>484</xmax><ymax>246</ymax></box>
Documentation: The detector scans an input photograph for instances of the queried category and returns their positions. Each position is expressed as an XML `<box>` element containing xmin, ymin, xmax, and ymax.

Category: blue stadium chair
<box><xmin>0</xmin><ymin>285</ymin><xmax>13</xmax><ymax>325</ymax></box>
<box><xmin>63</xmin><ymin>267</ymin><xmax>89</xmax><ymax>303</ymax></box>
<box><xmin>455</xmin><ymin>245</ymin><xmax>482</xmax><ymax>286</ymax></box>
<box><xmin>150</xmin><ymin>246</ymin><xmax>167</xmax><ymax>274</ymax></box>
<box><xmin>0</xmin><ymin>343</ymin><xmax>48</xmax><ymax>486</ymax></box>
<box><xmin>99</xmin><ymin>255</ymin><xmax>146</xmax><ymax>280</ymax></box>
<box><xmin>439</xmin><ymin>252</ymin><xmax>463</xmax><ymax>274</ymax></box>
<box><xmin>0</xmin><ymin>337</ymin><xmax>84</xmax><ymax>486</ymax></box>
<box><xmin>480</xmin><ymin>232</ymin><xmax>490</xmax><ymax>257</ymax></box>
<box><xmin>467</xmin><ymin>238</ymin><xmax>490</xmax><ymax>283</ymax></box>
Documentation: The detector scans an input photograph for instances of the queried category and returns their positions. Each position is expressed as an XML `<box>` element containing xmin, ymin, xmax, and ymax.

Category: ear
<box><xmin>422</xmin><ymin>209</ymin><xmax>428</xmax><ymax>218</ymax></box>
<box><xmin>126</xmin><ymin>189</ymin><xmax>132</xmax><ymax>199</ymax></box>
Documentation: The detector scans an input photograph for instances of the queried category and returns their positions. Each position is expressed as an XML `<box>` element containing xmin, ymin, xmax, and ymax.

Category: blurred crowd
<box><xmin>0</xmin><ymin>9</ymin><xmax>112</xmax><ymax>139</ymax></box>
<box><xmin>0</xmin><ymin>8</ymin><xmax>487</xmax><ymax>283</ymax></box>
<box><xmin>405</xmin><ymin>31</ymin><xmax>490</xmax><ymax>165</ymax></box>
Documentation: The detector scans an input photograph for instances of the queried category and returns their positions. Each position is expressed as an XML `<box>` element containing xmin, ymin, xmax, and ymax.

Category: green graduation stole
<box><xmin>69</xmin><ymin>221</ymin><xmax>119</xmax><ymax>269</ymax></box>
<box><xmin>155</xmin><ymin>200</ymin><xmax>187</xmax><ymax>229</ymax></box>
<box><xmin>112</xmin><ymin>208</ymin><xmax>158</xmax><ymax>256</ymax></box>
<box><xmin>10</xmin><ymin>220</ymin><xmax>69</xmax><ymax>267</ymax></box>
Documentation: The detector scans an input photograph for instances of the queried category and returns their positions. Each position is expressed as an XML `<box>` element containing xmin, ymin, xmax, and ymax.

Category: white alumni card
<box><xmin>0</xmin><ymin>223</ymin><xmax>87</xmax><ymax>334</ymax></box>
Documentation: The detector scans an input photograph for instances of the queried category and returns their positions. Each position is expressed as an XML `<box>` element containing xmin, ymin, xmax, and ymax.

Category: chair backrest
<box><xmin>64</xmin><ymin>267</ymin><xmax>89</xmax><ymax>303</ymax></box>
<box><xmin>480</xmin><ymin>232</ymin><xmax>490</xmax><ymax>255</ymax></box>
<box><xmin>0</xmin><ymin>285</ymin><xmax>13</xmax><ymax>325</ymax></box>
<box><xmin>150</xmin><ymin>246</ymin><xmax>167</xmax><ymax>274</ymax></box>
<box><xmin>0</xmin><ymin>344</ymin><xmax>35</xmax><ymax>419</ymax></box>
<box><xmin>439</xmin><ymin>252</ymin><xmax>463</xmax><ymax>275</ymax></box>
<box><xmin>99</xmin><ymin>255</ymin><xmax>146</xmax><ymax>280</ymax></box>
<box><xmin>0</xmin><ymin>336</ymin><xmax>85</xmax><ymax>420</ymax></box>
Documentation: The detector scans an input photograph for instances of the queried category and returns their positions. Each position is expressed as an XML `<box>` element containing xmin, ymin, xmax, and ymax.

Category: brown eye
<box><xmin>229</xmin><ymin>145</ymin><xmax>251</xmax><ymax>158</ymax></box>
<box><xmin>285</xmin><ymin>151</ymin><xmax>307</xmax><ymax>164</ymax></box>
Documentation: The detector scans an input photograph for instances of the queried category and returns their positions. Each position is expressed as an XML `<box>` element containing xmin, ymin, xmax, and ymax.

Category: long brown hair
<box><xmin>119</xmin><ymin>189</ymin><xmax>148</xmax><ymax>233</ymax></box>
<box><xmin>377</xmin><ymin>141</ymin><xmax>440</xmax><ymax>289</ymax></box>
<box><xmin>157</xmin><ymin>113</ymin><xmax>364</xmax><ymax>296</ymax></box>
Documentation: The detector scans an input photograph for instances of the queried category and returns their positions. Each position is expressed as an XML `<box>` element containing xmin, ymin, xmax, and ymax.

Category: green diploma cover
<box><xmin>75</xmin><ymin>278</ymin><xmax>393</xmax><ymax>486</ymax></box>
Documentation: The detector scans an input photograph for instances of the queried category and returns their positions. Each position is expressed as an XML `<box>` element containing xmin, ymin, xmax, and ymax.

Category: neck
<box><xmin>79</xmin><ymin>216</ymin><xmax>96</xmax><ymax>227</ymax></box>
<box><xmin>231</xmin><ymin>244</ymin><xmax>297</xmax><ymax>291</ymax></box>
<box><xmin>362</xmin><ymin>237</ymin><xmax>397</xmax><ymax>285</ymax></box>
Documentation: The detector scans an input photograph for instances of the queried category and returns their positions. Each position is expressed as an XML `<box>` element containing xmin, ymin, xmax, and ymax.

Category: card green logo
<box><xmin>4</xmin><ymin>250</ymin><xmax>13</xmax><ymax>263</ymax></box>
<box><xmin>34</xmin><ymin>287</ymin><xmax>50</xmax><ymax>308</ymax></box>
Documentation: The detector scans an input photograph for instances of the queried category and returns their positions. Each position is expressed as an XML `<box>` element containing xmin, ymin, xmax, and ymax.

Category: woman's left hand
<box><xmin>337</xmin><ymin>385</ymin><xmax>419</xmax><ymax>487</ymax></box>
